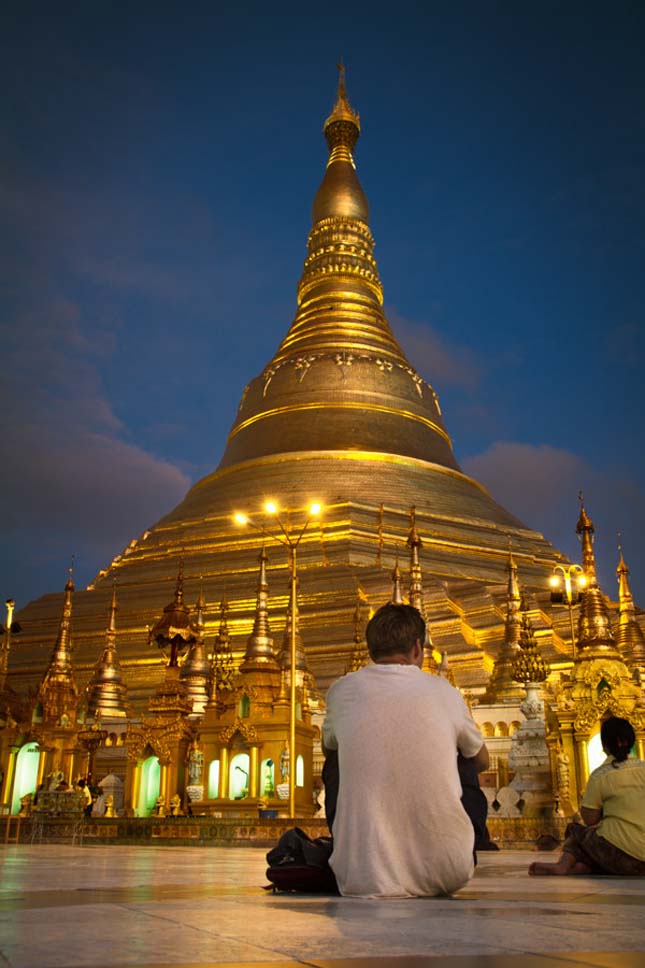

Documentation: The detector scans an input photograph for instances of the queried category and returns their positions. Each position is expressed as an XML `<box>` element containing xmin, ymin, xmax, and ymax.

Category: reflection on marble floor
<box><xmin>0</xmin><ymin>846</ymin><xmax>644</xmax><ymax>968</ymax></box>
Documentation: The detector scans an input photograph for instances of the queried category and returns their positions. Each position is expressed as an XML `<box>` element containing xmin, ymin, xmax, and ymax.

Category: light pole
<box><xmin>549</xmin><ymin>564</ymin><xmax>587</xmax><ymax>660</ymax></box>
<box><xmin>234</xmin><ymin>500</ymin><xmax>321</xmax><ymax>819</ymax></box>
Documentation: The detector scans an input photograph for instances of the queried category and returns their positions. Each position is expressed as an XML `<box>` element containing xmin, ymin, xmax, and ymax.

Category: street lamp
<box><xmin>549</xmin><ymin>564</ymin><xmax>587</xmax><ymax>659</ymax></box>
<box><xmin>234</xmin><ymin>500</ymin><xmax>322</xmax><ymax>818</ymax></box>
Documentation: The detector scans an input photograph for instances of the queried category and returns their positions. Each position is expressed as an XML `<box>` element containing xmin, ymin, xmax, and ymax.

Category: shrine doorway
<box><xmin>11</xmin><ymin>743</ymin><xmax>40</xmax><ymax>814</ymax></box>
<box><xmin>229</xmin><ymin>753</ymin><xmax>250</xmax><ymax>799</ymax></box>
<box><xmin>137</xmin><ymin>755</ymin><xmax>160</xmax><ymax>816</ymax></box>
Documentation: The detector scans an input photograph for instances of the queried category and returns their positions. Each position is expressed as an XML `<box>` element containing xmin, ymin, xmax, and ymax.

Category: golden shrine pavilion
<box><xmin>1</xmin><ymin>68</ymin><xmax>644</xmax><ymax>826</ymax></box>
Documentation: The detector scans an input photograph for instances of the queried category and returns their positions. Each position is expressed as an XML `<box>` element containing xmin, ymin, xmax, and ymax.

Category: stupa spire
<box><xmin>241</xmin><ymin>547</ymin><xmax>279</xmax><ymax>671</ymax></box>
<box><xmin>86</xmin><ymin>582</ymin><xmax>129</xmax><ymax>719</ymax></box>
<box><xmin>483</xmin><ymin>543</ymin><xmax>525</xmax><ymax>702</ymax></box>
<box><xmin>219</xmin><ymin>66</ymin><xmax>458</xmax><ymax>474</ymax></box>
<box><xmin>44</xmin><ymin>565</ymin><xmax>75</xmax><ymax>681</ymax></box>
<box><xmin>407</xmin><ymin>506</ymin><xmax>437</xmax><ymax>673</ymax></box>
<box><xmin>280</xmin><ymin>577</ymin><xmax>309</xmax><ymax>674</ymax></box>
<box><xmin>37</xmin><ymin>564</ymin><xmax>79</xmax><ymax>724</ymax></box>
<box><xmin>576</xmin><ymin>492</ymin><xmax>597</xmax><ymax>581</ymax></box>
<box><xmin>616</xmin><ymin>543</ymin><xmax>645</xmax><ymax>672</ymax></box>
<box><xmin>390</xmin><ymin>555</ymin><xmax>404</xmax><ymax>604</ymax></box>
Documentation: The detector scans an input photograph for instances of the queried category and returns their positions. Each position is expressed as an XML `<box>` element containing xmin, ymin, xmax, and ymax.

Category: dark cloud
<box><xmin>463</xmin><ymin>441</ymin><xmax>645</xmax><ymax>604</ymax></box>
<box><xmin>0</xmin><ymin>295</ymin><xmax>190</xmax><ymax>601</ymax></box>
<box><xmin>387</xmin><ymin>307</ymin><xmax>483</xmax><ymax>392</ymax></box>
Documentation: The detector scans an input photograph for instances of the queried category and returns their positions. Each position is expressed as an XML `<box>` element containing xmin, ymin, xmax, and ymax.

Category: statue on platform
<box><xmin>279</xmin><ymin>744</ymin><xmax>290</xmax><ymax>782</ymax></box>
<box><xmin>187</xmin><ymin>740</ymin><xmax>203</xmax><ymax>784</ymax></box>
<box><xmin>104</xmin><ymin>795</ymin><xmax>115</xmax><ymax>818</ymax></box>
<box><xmin>48</xmin><ymin>770</ymin><xmax>64</xmax><ymax>791</ymax></box>
<box><xmin>154</xmin><ymin>796</ymin><xmax>165</xmax><ymax>817</ymax></box>
<box><xmin>170</xmin><ymin>794</ymin><xmax>182</xmax><ymax>816</ymax></box>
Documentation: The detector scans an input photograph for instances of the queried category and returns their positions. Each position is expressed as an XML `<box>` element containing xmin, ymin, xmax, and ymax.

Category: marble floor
<box><xmin>0</xmin><ymin>846</ymin><xmax>644</xmax><ymax>968</ymax></box>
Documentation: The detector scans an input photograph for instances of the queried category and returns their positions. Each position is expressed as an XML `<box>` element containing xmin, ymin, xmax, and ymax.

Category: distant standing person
<box><xmin>529</xmin><ymin>717</ymin><xmax>645</xmax><ymax>876</ymax></box>
<box><xmin>323</xmin><ymin>602</ymin><xmax>489</xmax><ymax>897</ymax></box>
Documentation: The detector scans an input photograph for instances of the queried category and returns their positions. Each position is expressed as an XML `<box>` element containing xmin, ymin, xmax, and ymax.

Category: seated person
<box><xmin>530</xmin><ymin>717</ymin><xmax>645</xmax><ymax>876</ymax></box>
<box><xmin>322</xmin><ymin>602</ymin><xmax>489</xmax><ymax>897</ymax></box>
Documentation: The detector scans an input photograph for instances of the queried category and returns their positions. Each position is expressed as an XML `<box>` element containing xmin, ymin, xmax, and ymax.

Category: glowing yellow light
<box><xmin>549</xmin><ymin>575</ymin><xmax>560</xmax><ymax>588</ymax></box>
<box><xmin>309</xmin><ymin>502</ymin><xmax>321</xmax><ymax>517</ymax></box>
<box><xmin>234</xmin><ymin>512</ymin><xmax>249</xmax><ymax>526</ymax></box>
<box><xmin>264</xmin><ymin>501</ymin><xmax>278</xmax><ymax>515</ymax></box>
<box><xmin>577</xmin><ymin>575</ymin><xmax>587</xmax><ymax>589</ymax></box>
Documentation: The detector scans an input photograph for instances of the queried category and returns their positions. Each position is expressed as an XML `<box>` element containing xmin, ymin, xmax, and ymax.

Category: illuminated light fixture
<box><xmin>549</xmin><ymin>562</ymin><xmax>586</xmax><ymax>659</ymax></box>
<box><xmin>264</xmin><ymin>501</ymin><xmax>278</xmax><ymax>515</ymax></box>
<box><xmin>234</xmin><ymin>512</ymin><xmax>249</xmax><ymax>526</ymax></box>
<box><xmin>309</xmin><ymin>502</ymin><xmax>321</xmax><ymax>517</ymax></box>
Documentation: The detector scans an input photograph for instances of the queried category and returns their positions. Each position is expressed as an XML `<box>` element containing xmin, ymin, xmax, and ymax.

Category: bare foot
<box><xmin>529</xmin><ymin>859</ymin><xmax>592</xmax><ymax>876</ymax></box>
<box><xmin>529</xmin><ymin>861</ymin><xmax>567</xmax><ymax>876</ymax></box>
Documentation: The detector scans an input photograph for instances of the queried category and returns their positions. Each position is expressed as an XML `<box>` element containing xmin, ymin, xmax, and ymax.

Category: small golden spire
<box><xmin>615</xmin><ymin>542</ymin><xmax>645</xmax><ymax>670</ymax></box>
<box><xmin>37</xmin><ymin>566</ymin><xmax>79</xmax><ymax>725</ymax></box>
<box><xmin>482</xmin><ymin>542</ymin><xmax>525</xmax><ymax>702</ymax></box>
<box><xmin>390</xmin><ymin>553</ymin><xmax>404</xmax><ymax>604</ymax></box>
<box><xmin>180</xmin><ymin>583</ymin><xmax>211</xmax><ymax>716</ymax></box>
<box><xmin>241</xmin><ymin>546</ymin><xmax>278</xmax><ymax>670</ymax></box>
<box><xmin>512</xmin><ymin>595</ymin><xmax>548</xmax><ymax>684</ymax></box>
<box><xmin>347</xmin><ymin>584</ymin><xmax>369</xmax><ymax>673</ymax></box>
<box><xmin>86</xmin><ymin>582</ymin><xmax>129</xmax><ymax>719</ymax></box>
<box><xmin>280</xmin><ymin>575</ymin><xmax>309</xmax><ymax>673</ymax></box>
<box><xmin>576</xmin><ymin>492</ymin><xmax>597</xmax><ymax>581</ymax></box>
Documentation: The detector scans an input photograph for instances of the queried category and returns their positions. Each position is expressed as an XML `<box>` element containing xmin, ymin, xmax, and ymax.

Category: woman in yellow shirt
<box><xmin>530</xmin><ymin>717</ymin><xmax>645</xmax><ymax>876</ymax></box>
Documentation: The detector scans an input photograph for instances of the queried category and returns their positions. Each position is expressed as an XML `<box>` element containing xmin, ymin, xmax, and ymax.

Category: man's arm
<box><xmin>580</xmin><ymin>805</ymin><xmax>602</xmax><ymax>827</ymax></box>
<box><xmin>471</xmin><ymin>742</ymin><xmax>490</xmax><ymax>774</ymax></box>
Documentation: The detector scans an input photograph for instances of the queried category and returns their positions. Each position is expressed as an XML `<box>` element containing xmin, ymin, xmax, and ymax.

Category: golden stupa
<box><xmin>10</xmin><ymin>67</ymin><xmax>575</xmax><ymax>707</ymax></box>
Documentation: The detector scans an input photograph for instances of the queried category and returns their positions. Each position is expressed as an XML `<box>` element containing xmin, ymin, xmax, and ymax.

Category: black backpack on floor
<box><xmin>265</xmin><ymin>827</ymin><xmax>339</xmax><ymax>893</ymax></box>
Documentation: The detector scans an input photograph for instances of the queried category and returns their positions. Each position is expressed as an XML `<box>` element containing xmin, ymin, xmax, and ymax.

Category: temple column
<box><xmin>1</xmin><ymin>745</ymin><xmax>20</xmax><ymax>810</ymax></box>
<box><xmin>130</xmin><ymin>761</ymin><xmax>142</xmax><ymax>816</ymax></box>
<box><xmin>249</xmin><ymin>745</ymin><xmax>260</xmax><ymax>799</ymax></box>
<box><xmin>159</xmin><ymin>762</ymin><xmax>169</xmax><ymax>803</ymax></box>
<box><xmin>219</xmin><ymin>748</ymin><xmax>229</xmax><ymax>799</ymax></box>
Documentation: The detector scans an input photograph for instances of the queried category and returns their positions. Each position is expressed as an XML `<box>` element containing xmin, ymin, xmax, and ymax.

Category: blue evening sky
<box><xmin>2</xmin><ymin>1</ymin><xmax>644</xmax><ymax>607</ymax></box>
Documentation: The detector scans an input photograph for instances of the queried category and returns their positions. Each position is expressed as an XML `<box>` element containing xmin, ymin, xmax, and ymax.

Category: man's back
<box><xmin>323</xmin><ymin>663</ymin><xmax>482</xmax><ymax>897</ymax></box>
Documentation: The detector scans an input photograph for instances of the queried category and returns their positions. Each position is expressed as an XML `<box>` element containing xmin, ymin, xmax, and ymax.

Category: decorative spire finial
<box><xmin>576</xmin><ymin>492</ymin><xmax>596</xmax><ymax>580</ymax></box>
<box><xmin>241</xmin><ymin>545</ymin><xmax>278</xmax><ymax>670</ymax></box>
<box><xmin>615</xmin><ymin>542</ymin><xmax>645</xmax><ymax>671</ymax></box>
<box><xmin>324</xmin><ymin>59</ymin><xmax>360</xmax><ymax>137</ymax></box>
<box><xmin>391</xmin><ymin>552</ymin><xmax>404</xmax><ymax>605</ymax></box>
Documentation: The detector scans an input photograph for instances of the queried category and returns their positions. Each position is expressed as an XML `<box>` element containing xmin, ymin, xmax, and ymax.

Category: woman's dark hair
<box><xmin>600</xmin><ymin>716</ymin><xmax>635</xmax><ymax>766</ymax></box>
<box><xmin>366</xmin><ymin>603</ymin><xmax>425</xmax><ymax>660</ymax></box>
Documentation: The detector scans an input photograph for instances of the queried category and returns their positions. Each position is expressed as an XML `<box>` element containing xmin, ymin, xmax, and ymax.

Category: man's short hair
<box><xmin>366</xmin><ymin>603</ymin><xmax>425</xmax><ymax>661</ymax></box>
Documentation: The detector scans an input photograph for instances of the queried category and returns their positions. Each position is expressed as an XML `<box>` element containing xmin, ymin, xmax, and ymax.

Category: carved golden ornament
<box><xmin>581</xmin><ymin>664</ymin><xmax>623</xmax><ymax>691</ymax></box>
<box><xmin>218</xmin><ymin>717</ymin><xmax>259</xmax><ymax>745</ymax></box>
<box><xmin>574</xmin><ymin>694</ymin><xmax>641</xmax><ymax>733</ymax></box>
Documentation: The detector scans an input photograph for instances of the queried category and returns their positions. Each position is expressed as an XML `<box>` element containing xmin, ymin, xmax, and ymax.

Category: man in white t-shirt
<box><xmin>322</xmin><ymin>602</ymin><xmax>489</xmax><ymax>898</ymax></box>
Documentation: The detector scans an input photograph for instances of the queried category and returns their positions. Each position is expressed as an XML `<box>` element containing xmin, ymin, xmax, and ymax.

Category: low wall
<box><xmin>7</xmin><ymin>814</ymin><xmax>570</xmax><ymax>849</ymax></box>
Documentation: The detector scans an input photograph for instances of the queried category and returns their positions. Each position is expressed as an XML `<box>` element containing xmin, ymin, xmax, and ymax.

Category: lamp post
<box><xmin>234</xmin><ymin>500</ymin><xmax>321</xmax><ymax>819</ymax></box>
<box><xmin>549</xmin><ymin>564</ymin><xmax>587</xmax><ymax>660</ymax></box>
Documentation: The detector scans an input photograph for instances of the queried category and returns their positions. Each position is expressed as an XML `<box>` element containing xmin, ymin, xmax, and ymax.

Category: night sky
<box><xmin>3</xmin><ymin>2</ymin><xmax>644</xmax><ymax>610</ymax></box>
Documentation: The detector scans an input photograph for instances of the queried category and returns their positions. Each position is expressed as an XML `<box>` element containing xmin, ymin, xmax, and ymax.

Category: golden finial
<box><xmin>66</xmin><ymin>555</ymin><xmax>75</xmax><ymax>592</ymax></box>
<box><xmin>324</xmin><ymin>59</ymin><xmax>361</xmax><ymax>135</ymax></box>
<box><xmin>108</xmin><ymin>581</ymin><xmax>118</xmax><ymax>632</ymax></box>
<box><xmin>576</xmin><ymin>492</ymin><xmax>596</xmax><ymax>580</ymax></box>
